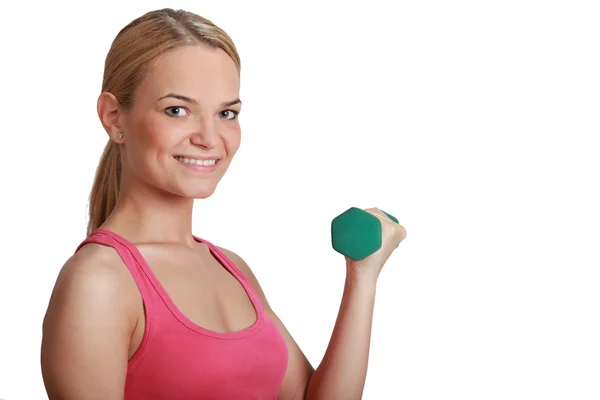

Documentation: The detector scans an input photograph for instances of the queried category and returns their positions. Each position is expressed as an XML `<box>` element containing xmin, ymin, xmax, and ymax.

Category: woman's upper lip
<box><xmin>174</xmin><ymin>155</ymin><xmax>221</xmax><ymax>160</ymax></box>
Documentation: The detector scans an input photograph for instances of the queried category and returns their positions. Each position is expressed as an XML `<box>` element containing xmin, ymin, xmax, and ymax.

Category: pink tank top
<box><xmin>75</xmin><ymin>228</ymin><xmax>289</xmax><ymax>400</ymax></box>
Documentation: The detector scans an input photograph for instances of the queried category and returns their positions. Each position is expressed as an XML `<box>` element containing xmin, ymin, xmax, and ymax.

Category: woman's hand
<box><xmin>345</xmin><ymin>207</ymin><xmax>407</xmax><ymax>281</ymax></box>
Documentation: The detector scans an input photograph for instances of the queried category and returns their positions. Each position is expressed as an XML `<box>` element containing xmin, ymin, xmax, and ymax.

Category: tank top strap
<box><xmin>75</xmin><ymin>228</ymin><xmax>163</xmax><ymax>310</ymax></box>
<box><xmin>194</xmin><ymin>236</ymin><xmax>266</xmax><ymax>315</ymax></box>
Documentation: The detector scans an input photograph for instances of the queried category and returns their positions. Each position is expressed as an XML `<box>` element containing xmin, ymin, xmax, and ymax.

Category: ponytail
<box><xmin>87</xmin><ymin>139</ymin><xmax>122</xmax><ymax>236</ymax></box>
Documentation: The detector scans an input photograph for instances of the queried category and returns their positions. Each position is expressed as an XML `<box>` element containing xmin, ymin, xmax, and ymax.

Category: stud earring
<box><xmin>116</xmin><ymin>132</ymin><xmax>124</xmax><ymax>140</ymax></box>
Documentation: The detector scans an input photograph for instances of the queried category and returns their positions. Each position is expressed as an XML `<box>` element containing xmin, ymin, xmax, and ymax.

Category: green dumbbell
<box><xmin>331</xmin><ymin>207</ymin><xmax>399</xmax><ymax>261</ymax></box>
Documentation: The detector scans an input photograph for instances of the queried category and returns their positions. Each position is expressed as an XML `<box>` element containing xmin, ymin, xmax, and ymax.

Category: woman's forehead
<box><xmin>138</xmin><ymin>45</ymin><xmax>240</xmax><ymax>102</ymax></box>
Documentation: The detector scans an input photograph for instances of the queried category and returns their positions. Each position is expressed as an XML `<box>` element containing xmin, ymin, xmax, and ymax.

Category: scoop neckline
<box><xmin>93</xmin><ymin>228</ymin><xmax>265</xmax><ymax>340</ymax></box>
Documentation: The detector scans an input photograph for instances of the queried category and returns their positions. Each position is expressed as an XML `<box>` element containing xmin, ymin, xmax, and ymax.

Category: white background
<box><xmin>0</xmin><ymin>0</ymin><xmax>599</xmax><ymax>399</ymax></box>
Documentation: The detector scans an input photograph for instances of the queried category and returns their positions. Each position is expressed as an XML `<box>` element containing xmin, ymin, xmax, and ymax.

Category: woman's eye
<box><xmin>220</xmin><ymin>110</ymin><xmax>239</xmax><ymax>120</ymax></box>
<box><xmin>165</xmin><ymin>106</ymin><xmax>187</xmax><ymax>117</ymax></box>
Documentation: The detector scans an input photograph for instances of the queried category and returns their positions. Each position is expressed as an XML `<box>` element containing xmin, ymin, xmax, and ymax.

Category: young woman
<box><xmin>40</xmin><ymin>8</ymin><xmax>406</xmax><ymax>400</ymax></box>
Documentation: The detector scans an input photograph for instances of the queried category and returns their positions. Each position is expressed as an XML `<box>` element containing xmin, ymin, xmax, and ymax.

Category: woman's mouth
<box><xmin>174</xmin><ymin>156</ymin><xmax>220</xmax><ymax>173</ymax></box>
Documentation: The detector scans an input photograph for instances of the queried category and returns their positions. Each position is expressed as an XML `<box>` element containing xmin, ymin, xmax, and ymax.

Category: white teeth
<box><xmin>175</xmin><ymin>156</ymin><xmax>217</xmax><ymax>166</ymax></box>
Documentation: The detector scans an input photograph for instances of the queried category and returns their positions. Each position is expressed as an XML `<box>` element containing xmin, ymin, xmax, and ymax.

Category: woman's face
<box><xmin>120</xmin><ymin>44</ymin><xmax>241</xmax><ymax>199</ymax></box>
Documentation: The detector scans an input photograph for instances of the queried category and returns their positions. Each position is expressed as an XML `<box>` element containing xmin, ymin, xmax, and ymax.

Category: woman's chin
<box><xmin>183</xmin><ymin>186</ymin><xmax>218</xmax><ymax>200</ymax></box>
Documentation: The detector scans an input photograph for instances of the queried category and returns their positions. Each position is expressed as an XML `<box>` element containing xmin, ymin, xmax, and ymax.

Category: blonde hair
<box><xmin>87</xmin><ymin>8</ymin><xmax>241</xmax><ymax>236</ymax></box>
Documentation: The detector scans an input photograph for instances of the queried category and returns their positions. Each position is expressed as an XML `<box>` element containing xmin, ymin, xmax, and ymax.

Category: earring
<box><xmin>116</xmin><ymin>132</ymin><xmax>124</xmax><ymax>140</ymax></box>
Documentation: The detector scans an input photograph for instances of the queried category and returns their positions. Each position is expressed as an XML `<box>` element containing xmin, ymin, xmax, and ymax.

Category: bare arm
<box><xmin>303</xmin><ymin>264</ymin><xmax>378</xmax><ymax>400</ymax></box>
<box><xmin>41</xmin><ymin>245</ymin><xmax>136</xmax><ymax>400</ymax></box>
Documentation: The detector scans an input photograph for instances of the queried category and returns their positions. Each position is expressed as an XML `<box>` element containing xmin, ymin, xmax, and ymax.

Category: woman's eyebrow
<box><xmin>222</xmin><ymin>98</ymin><xmax>242</xmax><ymax>107</ymax></box>
<box><xmin>157</xmin><ymin>93</ymin><xmax>241</xmax><ymax>107</ymax></box>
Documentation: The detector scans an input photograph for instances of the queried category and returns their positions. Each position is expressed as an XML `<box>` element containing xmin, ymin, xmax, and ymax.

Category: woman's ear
<box><xmin>97</xmin><ymin>91</ymin><xmax>125</xmax><ymax>142</ymax></box>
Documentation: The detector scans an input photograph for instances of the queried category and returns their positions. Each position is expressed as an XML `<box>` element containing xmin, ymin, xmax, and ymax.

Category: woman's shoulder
<box><xmin>45</xmin><ymin>243</ymin><xmax>141</xmax><ymax>325</ymax></box>
<box><xmin>41</xmin><ymin>243</ymin><xmax>139</xmax><ymax>398</ymax></box>
<box><xmin>62</xmin><ymin>242</ymin><xmax>133</xmax><ymax>287</ymax></box>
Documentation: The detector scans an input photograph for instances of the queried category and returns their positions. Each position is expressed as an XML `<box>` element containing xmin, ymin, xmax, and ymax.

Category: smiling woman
<box><xmin>38</xmin><ymin>8</ymin><xmax>302</xmax><ymax>400</ymax></box>
<box><xmin>39</xmin><ymin>6</ymin><xmax>405</xmax><ymax>400</ymax></box>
